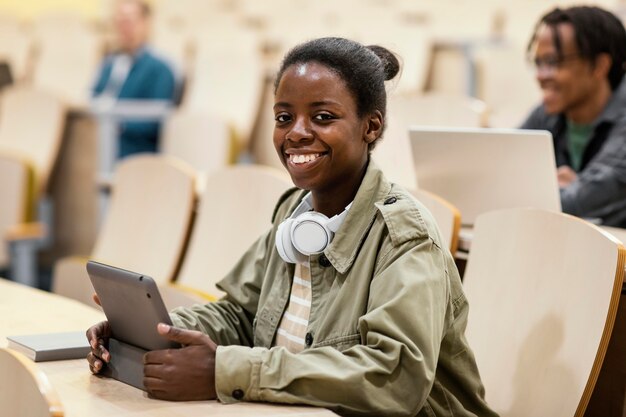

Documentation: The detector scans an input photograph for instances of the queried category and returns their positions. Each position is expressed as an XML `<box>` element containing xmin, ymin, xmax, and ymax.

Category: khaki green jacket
<box><xmin>171</xmin><ymin>162</ymin><xmax>497</xmax><ymax>417</ymax></box>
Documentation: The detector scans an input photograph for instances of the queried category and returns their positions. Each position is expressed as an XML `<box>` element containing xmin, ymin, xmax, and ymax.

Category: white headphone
<box><xmin>276</xmin><ymin>193</ymin><xmax>351</xmax><ymax>264</ymax></box>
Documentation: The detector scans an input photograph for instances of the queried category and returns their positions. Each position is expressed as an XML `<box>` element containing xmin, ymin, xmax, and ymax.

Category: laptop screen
<box><xmin>409</xmin><ymin>127</ymin><xmax>561</xmax><ymax>226</ymax></box>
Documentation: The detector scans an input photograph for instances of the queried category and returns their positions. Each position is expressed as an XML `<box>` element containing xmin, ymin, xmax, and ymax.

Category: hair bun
<box><xmin>367</xmin><ymin>45</ymin><xmax>401</xmax><ymax>81</ymax></box>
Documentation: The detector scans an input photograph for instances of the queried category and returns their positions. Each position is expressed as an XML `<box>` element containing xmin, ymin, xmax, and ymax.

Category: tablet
<box><xmin>86</xmin><ymin>260</ymin><xmax>179</xmax><ymax>351</ymax></box>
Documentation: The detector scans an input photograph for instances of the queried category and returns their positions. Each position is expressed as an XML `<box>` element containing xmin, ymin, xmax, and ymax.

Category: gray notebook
<box><xmin>7</xmin><ymin>331</ymin><xmax>90</xmax><ymax>362</ymax></box>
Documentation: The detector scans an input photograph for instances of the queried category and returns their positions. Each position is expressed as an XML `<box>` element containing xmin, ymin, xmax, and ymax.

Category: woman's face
<box><xmin>273</xmin><ymin>62</ymin><xmax>381</xmax><ymax>200</ymax></box>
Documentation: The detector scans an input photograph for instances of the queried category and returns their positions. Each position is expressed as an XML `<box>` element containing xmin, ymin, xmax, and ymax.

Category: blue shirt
<box><xmin>92</xmin><ymin>47</ymin><xmax>176</xmax><ymax>158</ymax></box>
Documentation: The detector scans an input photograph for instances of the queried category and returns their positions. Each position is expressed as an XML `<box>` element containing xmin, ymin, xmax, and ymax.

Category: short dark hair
<box><xmin>121</xmin><ymin>0</ymin><xmax>151</xmax><ymax>18</ymax></box>
<box><xmin>274</xmin><ymin>37</ymin><xmax>401</xmax><ymax>150</ymax></box>
<box><xmin>528</xmin><ymin>6</ymin><xmax>626</xmax><ymax>90</ymax></box>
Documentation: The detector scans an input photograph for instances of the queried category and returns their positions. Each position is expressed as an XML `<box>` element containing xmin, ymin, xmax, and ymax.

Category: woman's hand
<box><xmin>143</xmin><ymin>323</ymin><xmax>218</xmax><ymax>401</ymax></box>
<box><xmin>86</xmin><ymin>320</ymin><xmax>112</xmax><ymax>374</ymax></box>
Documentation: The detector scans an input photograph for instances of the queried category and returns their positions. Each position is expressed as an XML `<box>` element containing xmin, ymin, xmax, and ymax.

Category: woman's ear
<box><xmin>364</xmin><ymin>110</ymin><xmax>384</xmax><ymax>144</ymax></box>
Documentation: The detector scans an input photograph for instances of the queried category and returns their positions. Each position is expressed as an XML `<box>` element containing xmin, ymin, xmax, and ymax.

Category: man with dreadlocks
<box><xmin>522</xmin><ymin>5</ymin><xmax>626</xmax><ymax>227</ymax></box>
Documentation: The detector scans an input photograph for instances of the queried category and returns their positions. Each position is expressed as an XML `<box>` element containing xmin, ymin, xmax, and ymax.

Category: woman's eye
<box><xmin>314</xmin><ymin>113</ymin><xmax>334</xmax><ymax>121</ymax></box>
<box><xmin>275</xmin><ymin>114</ymin><xmax>291</xmax><ymax>123</ymax></box>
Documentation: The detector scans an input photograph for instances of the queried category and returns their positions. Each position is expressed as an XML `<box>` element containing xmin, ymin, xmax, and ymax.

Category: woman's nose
<box><xmin>286</xmin><ymin>117</ymin><xmax>313</xmax><ymax>142</ymax></box>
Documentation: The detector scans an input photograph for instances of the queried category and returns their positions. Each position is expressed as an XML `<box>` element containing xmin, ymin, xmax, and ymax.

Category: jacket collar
<box><xmin>324</xmin><ymin>160</ymin><xmax>391</xmax><ymax>274</ymax></box>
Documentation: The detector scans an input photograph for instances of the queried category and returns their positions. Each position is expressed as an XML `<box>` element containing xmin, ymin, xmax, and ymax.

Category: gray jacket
<box><xmin>521</xmin><ymin>84</ymin><xmax>626</xmax><ymax>227</ymax></box>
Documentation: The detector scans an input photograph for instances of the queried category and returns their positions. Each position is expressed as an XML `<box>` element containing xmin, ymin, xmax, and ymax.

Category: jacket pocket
<box><xmin>315</xmin><ymin>333</ymin><xmax>361</xmax><ymax>351</ymax></box>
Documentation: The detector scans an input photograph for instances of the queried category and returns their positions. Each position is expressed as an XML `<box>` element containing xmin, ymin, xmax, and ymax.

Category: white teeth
<box><xmin>289</xmin><ymin>153</ymin><xmax>320</xmax><ymax>164</ymax></box>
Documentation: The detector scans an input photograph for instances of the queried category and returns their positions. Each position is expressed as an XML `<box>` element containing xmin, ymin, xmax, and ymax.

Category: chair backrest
<box><xmin>175</xmin><ymin>165</ymin><xmax>292</xmax><ymax>297</ymax></box>
<box><xmin>160</xmin><ymin>109</ymin><xmax>231</xmax><ymax>188</ymax></box>
<box><xmin>0</xmin><ymin>152</ymin><xmax>32</xmax><ymax>268</ymax></box>
<box><xmin>31</xmin><ymin>13</ymin><xmax>102</xmax><ymax>107</ymax></box>
<box><xmin>0</xmin><ymin>348</ymin><xmax>64</xmax><ymax>417</ymax></box>
<box><xmin>183</xmin><ymin>27</ymin><xmax>264</xmax><ymax>146</ymax></box>
<box><xmin>409</xmin><ymin>126</ymin><xmax>561</xmax><ymax>225</ymax></box>
<box><xmin>0</xmin><ymin>23</ymin><xmax>32</xmax><ymax>82</ymax></box>
<box><xmin>374</xmin><ymin>93</ymin><xmax>488</xmax><ymax>189</ymax></box>
<box><xmin>410</xmin><ymin>188</ymin><xmax>461</xmax><ymax>254</ymax></box>
<box><xmin>474</xmin><ymin>42</ymin><xmax>540</xmax><ymax>128</ymax></box>
<box><xmin>463</xmin><ymin>208</ymin><xmax>625</xmax><ymax>417</ymax></box>
<box><xmin>248</xmin><ymin>74</ymin><xmax>286</xmax><ymax>171</ymax></box>
<box><xmin>0</xmin><ymin>85</ymin><xmax>66</xmax><ymax>195</ymax></box>
<box><xmin>357</xmin><ymin>19</ymin><xmax>431</xmax><ymax>95</ymax></box>
<box><xmin>601</xmin><ymin>226</ymin><xmax>626</xmax><ymax>246</ymax></box>
<box><xmin>92</xmin><ymin>155</ymin><xmax>197</xmax><ymax>283</ymax></box>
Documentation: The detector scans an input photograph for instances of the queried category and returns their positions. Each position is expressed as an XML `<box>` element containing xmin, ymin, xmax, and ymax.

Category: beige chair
<box><xmin>0</xmin><ymin>152</ymin><xmax>33</xmax><ymax>270</ymax></box>
<box><xmin>410</xmin><ymin>188</ymin><xmax>461</xmax><ymax>254</ymax></box>
<box><xmin>0</xmin><ymin>85</ymin><xmax>66</xmax><ymax>195</ymax></box>
<box><xmin>600</xmin><ymin>225</ymin><xmax>626</xmax><ymax>246</ymax></box>
<box><xmin>248</xmin><ymin>74</ymin><xmax>285</xmax><ymax>171</ymax></box>
<box><xmin>463</xmin><ymin>208</ymin><xmax>625</xmax><ymax>416</ymax></box>
<box><xmin>0</xmin><ymin>21</ymin><xmax>32</xmax><ymax>82</ymax></box>
<box><xmin>183</xmin><ymin>26</ymin><xmax>264</xmax><ymax>149</ymax></box>
<box><xmin>0</xmin><ymin>86</ymin><xmax>66</xmax><ymax>285</ymax></box>
<box><xmin>52</xmin><ymin>155</ymin><xmax>197</xmax><ymax>308</ymax></box>
<box><xmin>357</xmin><ymin>17</ymin><xmax>432</xmax><ymax>95</ymax></box>
<box><xmin>373</xmin><ymin>92</ymin><xmax>487</xmax><ymax>190</ymax></box>
<box><xmin>31</xmin><ymin>12</ymin><xmax>102</xmax><ymax>107</ymax></box>
<box><xmin>0</xmin><ymin>348</ymin><xmax>63</xmax><ymax>417</ymax></box>
<box><xmin>160</xmin><ymin>109</ymin><xmax>232</xmax><ymax>190</ymax></box>
<box><xmin>474</xmin><ymin>42</ymin><xmax>540</xmax><ymax>128</ymax></box>
<box><xmin>161</xmin><ymin>164</ymin><xmax>292</xmax><ymax>307</ymax></box>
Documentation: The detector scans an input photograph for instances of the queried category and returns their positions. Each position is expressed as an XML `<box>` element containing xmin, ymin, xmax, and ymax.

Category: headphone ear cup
<box><xmin>276</xmin><ymin>218</ymin><xmax>304</xmax><ymax>263</ymax></box>
<box><xmin>291</xmin><ymin>212</ymin><xmax>333</xmax><ymax>256</ymax></box>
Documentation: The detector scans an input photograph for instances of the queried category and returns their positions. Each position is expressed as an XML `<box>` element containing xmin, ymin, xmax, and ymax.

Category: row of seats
<box><xmin>31</xmin><ymin>150</ymin><xmax>626</xmax><ymax>415</ymax></box>
<box><xmin>52</xmin><ymin>156</ymin><xmax>292</xmax><ymax>309</ymax></box>
<box><xmin>0</xmin><ymin>0</ymin><xmax>603</xmax><ymax>147</ymax></box>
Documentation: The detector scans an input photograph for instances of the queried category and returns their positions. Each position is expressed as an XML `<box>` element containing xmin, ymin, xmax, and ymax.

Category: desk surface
<box><xmin>0</xmin><ymin>279</ymin><xmax>336</xmax><ymax>417</ymax></box>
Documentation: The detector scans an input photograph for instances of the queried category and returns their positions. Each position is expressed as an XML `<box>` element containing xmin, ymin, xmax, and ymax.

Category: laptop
<box><xmin>409</xmin><ymin>127</ymin><xmax>561</xmax><ymax>227</ymax></box>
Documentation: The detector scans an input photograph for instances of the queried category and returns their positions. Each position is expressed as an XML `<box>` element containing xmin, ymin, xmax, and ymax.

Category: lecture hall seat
<box><xmin>160</xmin><ymin>164</ymin><xmax>292</xmax><ymax>308</ymax></box>
<box><xmin>410</xmin><ymin>188</ymin><xmax>461</xmax><ymax>255</ymax></box>
<box><xmin>160</xmin><ymin>109</ymin><xmax>232</xmax><ymax>191</ymax></box>
<box><xmin>463</xmin><ymin>208</ymin><xmax>625</xmax><ymax>417</ymax></box>
<box><xmin>0</xmin><ymin>347</ymin><xmax>64</xmax><ymax>417</ymax></box>
<box><xmin>52</xmin><ymin>155</ymin><xmax>197</xmax><ymax>308</ymax></box>
<box><xmin>0</xmin><ymin>85</ymin><xmax>66</xmax><ymax>286</ymax></box>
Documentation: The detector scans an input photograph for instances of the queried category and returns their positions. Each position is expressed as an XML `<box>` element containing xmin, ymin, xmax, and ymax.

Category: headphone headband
<box><xmin>275</xmin><ymin>192</ymin><xmax>351</xmax><ymax>264</ymax></box>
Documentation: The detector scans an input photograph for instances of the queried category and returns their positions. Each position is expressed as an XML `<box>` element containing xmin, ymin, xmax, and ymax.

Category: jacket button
<box><xmin>305</xmin><ymin>332</ymin><xmax>313</xmax><ymax>347</ymax></box>
<box><xmin>318</xmin><ymin>254</ymin><xmax>331</xmax><ymax>268</ymax></box>
<box><xmin>384</xmin><ymin>196</ymin><xmax>397</xmax><ymax>205</ymax></box>
<box><xmin>232</xmin><ymin>389</ymin><xmax>244</xmax><ymax>400</ymax></box>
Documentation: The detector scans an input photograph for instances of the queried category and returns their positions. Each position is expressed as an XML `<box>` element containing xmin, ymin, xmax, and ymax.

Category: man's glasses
<box><xmin>529</xmin><ymin>53</ymin><xmax>582</xmax><ymax>74</ymax></box>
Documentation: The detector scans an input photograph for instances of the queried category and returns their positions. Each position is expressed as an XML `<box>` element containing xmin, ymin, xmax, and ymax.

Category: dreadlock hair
<box><xmin>528</xmin><ymin>6</ymin><xmax>626</xmax><ymax>90</ymax></box>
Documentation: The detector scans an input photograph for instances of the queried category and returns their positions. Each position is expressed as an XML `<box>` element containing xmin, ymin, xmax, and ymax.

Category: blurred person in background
<box><xmin>522</xmin><ymin>6</ymin><xmax>626</xmax><ymax>227</ymax></box>
<box><xmin>92</xmin><ymin>0</ymin><xmax>176</xmax><ymax>158</ymax></box>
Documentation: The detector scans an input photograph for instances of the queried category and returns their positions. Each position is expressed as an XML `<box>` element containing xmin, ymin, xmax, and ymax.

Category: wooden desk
<box><xmin>0</xmin><ymin>279</ymin><xmax>336</xmax><ymax>416</ymax></box>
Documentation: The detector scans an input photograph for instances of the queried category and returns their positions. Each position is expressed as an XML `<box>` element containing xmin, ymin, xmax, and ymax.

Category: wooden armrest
<box><xmin>171</xmin><ymin>283</ymin><xmax>218</xmax><ymax>302</ymax></box>
<box><xmin>160</xmin><ymin>283</ymin><xmax>217</xmax><ymax>311</ymax></box>
<box><xmin>5</xmin><ymin>222</ymin><xmax>47</xmax><ymax>242</ymax></box>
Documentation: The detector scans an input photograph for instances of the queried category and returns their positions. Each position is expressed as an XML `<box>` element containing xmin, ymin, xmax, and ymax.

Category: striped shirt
<box><xmin>274</xmin><ymin>260</ymin><xmax>312</xmax><ymax>352</ymax></box>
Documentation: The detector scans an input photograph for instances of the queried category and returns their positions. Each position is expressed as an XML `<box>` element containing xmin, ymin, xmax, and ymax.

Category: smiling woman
<box><xmin>87</xmin><ymin>37</ymin><xmax>497</xmax><ymax>417</ymax></box>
